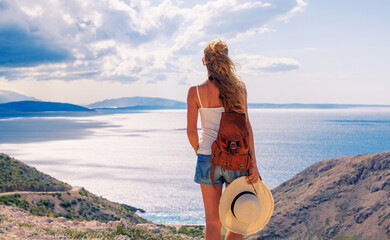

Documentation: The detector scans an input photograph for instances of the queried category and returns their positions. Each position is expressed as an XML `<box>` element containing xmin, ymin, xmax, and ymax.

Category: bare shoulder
<box><xmin>187</xmin><ymin>80</ymin><xmax>206</xmax><ymax>96</ymax></box>
<box><xmin>187</xmin><ymin>85</ymin><xmax>197</xmax><ymax>96</ymax></box>
<box><xmin>187</xmin><ymin>85</ymin><xmax>198</xmax><ymax>103</ymax></box>
<box><xmin>197</xmin><ymin>79</ymin><xmax>209</xmax><ymax>87</ymax></box>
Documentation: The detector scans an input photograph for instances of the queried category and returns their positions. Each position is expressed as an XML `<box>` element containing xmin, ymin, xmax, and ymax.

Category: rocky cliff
<box><xmin>248</xmin><ymin>151</ymin><xmax>390</xmax><ymax>240</ymax></box>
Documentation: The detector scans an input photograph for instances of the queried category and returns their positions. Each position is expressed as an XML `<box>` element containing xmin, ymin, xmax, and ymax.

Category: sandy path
<box><xmin>0</xmin><ymin>186</ymin><xmax>82</xmax><ymax>196</ymax></box>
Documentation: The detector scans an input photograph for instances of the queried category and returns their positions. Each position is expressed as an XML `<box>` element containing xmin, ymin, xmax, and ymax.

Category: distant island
<box><xmin>0</xmin><ymin>101</ymin><xmax>94</xmax><ymax>113</ymax></box>
<box><xmin>1</xmin><ymin>97</ymin><xmax>390</xmax><ymax>118</ymax></box>
<box><xmin>88</xmin><ymin>96</ymin><xmax>187</xmax><ymax>109</ymax></box>
<box><xmin>88</xmin><ymin>96</ymin><xmax>390</xmax><ymax>110</ymax></box>
<box><xmin>1</xmin><ymin>89</ymin><xmax>390</xmax><ymax>111</ymax></box>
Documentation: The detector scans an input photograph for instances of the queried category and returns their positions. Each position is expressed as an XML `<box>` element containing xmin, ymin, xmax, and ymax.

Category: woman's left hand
<box><xmin>246</xmin><ymin>165</ymin><xmax>262</xmax><ymax>184</ymax></box>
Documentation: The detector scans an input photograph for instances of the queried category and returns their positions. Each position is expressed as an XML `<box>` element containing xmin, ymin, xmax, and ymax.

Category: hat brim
<box><xmin>219</xmin><ymin>176</ymin><xmax>274</xmax><ymax>235</ymax></box>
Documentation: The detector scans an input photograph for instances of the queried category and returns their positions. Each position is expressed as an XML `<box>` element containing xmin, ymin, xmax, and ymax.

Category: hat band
<box><xmin>230</xmin><ymin>191</ymin><xmax>256</xmax><ymax>219</ymax></box>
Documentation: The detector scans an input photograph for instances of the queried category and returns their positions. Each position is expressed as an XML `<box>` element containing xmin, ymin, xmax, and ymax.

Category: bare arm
<box><xmin>244</xmin><ymin>88</ymin><xmax>262</xmax><ymax>183</ymax></box>
<box><xmin>186</xmin><ymin>86</ymin><xmax>199</xmax><ymax>156</ymax></box>
<box><xmin>247</xmin><ymin>118</ymin><xmax>257</xmax><ymax>168</ymax></box>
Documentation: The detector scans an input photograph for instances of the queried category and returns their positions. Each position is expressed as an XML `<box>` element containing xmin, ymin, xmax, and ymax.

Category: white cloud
<box><xmin>0</xmin><ymin>0</ymin><xmax>306</xmax><ymax>85</ymax></box>
<box><xmin>236</xmin><ymin>54</ymin><xmax>302</xmax><ymax>73</ymax></box>
<box><xmin>20</xmin><ymin>4</ymin><xmax>43</xmax><ymax>18</ymax></box>
<box><xmin>276</xmin><ymin>0</ymin><xmax>307</xmax><ymax>22</ymax></box>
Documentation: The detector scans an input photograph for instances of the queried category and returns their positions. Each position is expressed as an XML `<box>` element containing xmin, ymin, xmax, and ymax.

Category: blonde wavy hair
<box><xmin>203</xmin><ymin>39</ymin><xmax>246</xmax><ymax>114</ymax></box>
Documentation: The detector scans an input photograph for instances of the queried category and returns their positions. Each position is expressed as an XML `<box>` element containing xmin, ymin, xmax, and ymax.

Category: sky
<box><xmin>0</xmin><ymin>0</ymin><xmax>389</xmax><ymax>105</ymax></box>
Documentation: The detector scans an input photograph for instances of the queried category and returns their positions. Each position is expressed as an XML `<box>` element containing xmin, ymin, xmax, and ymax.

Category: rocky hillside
<box><xmin>0</xmin><ymin>153</ymin><xmax>72</xmax><ymax>192</ymax></box>
<box><xmin>0</xmin><ymin>154</ymin><xmax>203</xmax><ymax>239</ymax></box>
<box><xmin>0</xmin><ymin>186</ymin><xmax>146</xmax><ymax>224</ymax></box>
<box><xmin>0</xmin><ymin>154</ymin><xmax>145</xmax><ymax>224</ymax></box>
<box><xmin>0</xmin><ymin>154</ymin><xmax>146</xmax><ymax>225</ymax></box>
<box><xmin>0</xmin><ymin>205</ymin><xmax>197</xmax><ymax>240</ymax></box>
<box><xmin>248</xmin><ymin>151</ymin><xmax>390</xmax><ymax>240</ymax></box>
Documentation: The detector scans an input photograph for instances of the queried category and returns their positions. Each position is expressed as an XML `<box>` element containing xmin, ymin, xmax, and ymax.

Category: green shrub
<box><xmin>0</xmin><ymin>194</ymin><xmax>22</xmax><ymax>206</ymax></box>
<box><xmin>332</xmin><ymin>233</ymin><xmax>368</xmax><ymax>240</ymax></box>
<box><xmin>159</xmin><ymin>225</ymin><xmax>177</xmax><ymax>234</ymax></box>
<box><xmin>60</xmin><ymin>201</ymin><xmax>72</xmax><ymax>208</ymax></box>
<box><xmin>19</xmin><ymin>200</ymin><xmax>30</xmax><ymax>210</ymax></box>
<box><xmin>178</xmin><ymin>225</ymin><xmax>204</xmax><ymax>238</ymax></box>
<box><xmin>78</xmin><ymin>188</ymin><xmax>88</xmax><ymax>196</ymax></box>
<box><xmin>37</xmin><ymin>199</ymin><xmax>54</xmax><ymax>209</ymax></box>
<box><xmin>115</xmin><ymin>224</ymin><xmax>182</xmax><ymax>240</ymax></box>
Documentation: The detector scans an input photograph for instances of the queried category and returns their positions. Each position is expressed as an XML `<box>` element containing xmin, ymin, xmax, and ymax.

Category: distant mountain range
<box><xmin>88</xmin><ymin>96</ymin><xmax>186</xmax><ymax>109</ymax></box>
<box><xmin>0</xmin><ymin>90</ymin><xmax>40</xmax><ymax>103</ymax></box>
<box><xmin>88</xmin><ymin>97</ymin><xmax>390</xmax><ymax>110</ymax></box>
<box><xmin>0</xmin><ymin>101</ymin><xmax>94</xmax><ymax>113</ymax></box>
<box><xmin>0</xmin><ymin>96</ymin><xmax>389</xmax><ymax>115</ymax></box>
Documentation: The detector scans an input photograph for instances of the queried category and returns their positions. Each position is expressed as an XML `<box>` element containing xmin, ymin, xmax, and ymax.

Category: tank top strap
<box><xmin>196</xmin><ymin>84</ymin><xmax>204</xmax><ymax>108</ymax></box>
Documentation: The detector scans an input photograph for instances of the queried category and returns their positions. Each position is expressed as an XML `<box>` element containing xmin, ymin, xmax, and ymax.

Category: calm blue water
<box><xmin>0</xmin><ymin>108</ymin><xmax>389</xmax><ymax>224</ymax></box>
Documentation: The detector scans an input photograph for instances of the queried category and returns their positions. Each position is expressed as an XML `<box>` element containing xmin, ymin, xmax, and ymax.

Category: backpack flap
<box><xmin>219</xmin><ymin>112</ymin><xmax>248</xmax><ymax>141</ymax></box>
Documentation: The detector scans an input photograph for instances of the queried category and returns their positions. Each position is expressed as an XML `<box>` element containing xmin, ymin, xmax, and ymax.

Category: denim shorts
<box><xmin>194</xmin><ymin>154</ymin><xmax>247</xmax><ymax>186</ymax></box>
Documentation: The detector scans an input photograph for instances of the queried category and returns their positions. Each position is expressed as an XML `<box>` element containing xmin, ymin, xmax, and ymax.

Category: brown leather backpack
<box><xmin>210</xmin><ymin>109</ymin><xmax>252</xmax><ymax>186</ymax></box>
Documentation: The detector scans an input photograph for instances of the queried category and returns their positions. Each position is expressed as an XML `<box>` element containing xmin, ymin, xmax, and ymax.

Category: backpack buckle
<box><xmin>230</xmin><ymin>142</ymin><xmax>237</xmax><ymax>150</ymax></box>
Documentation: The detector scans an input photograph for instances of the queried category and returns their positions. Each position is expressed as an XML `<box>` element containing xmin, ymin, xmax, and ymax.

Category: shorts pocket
<box><xmin>227</xmin><ymin>169</ymin><xmax>240</xmax><ymax>179</ymax></box>
<box><xmin>225</xmin><ymin>169</ymin><xmax>247</xmax><ymax>184</ymax></box>
<box><xmin>198</xmin><ymin>159</ymin><xmax>212</xmax><ymax>178</ymax></box>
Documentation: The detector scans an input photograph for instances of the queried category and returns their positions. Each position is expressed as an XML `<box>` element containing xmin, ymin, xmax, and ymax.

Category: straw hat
<box><xmin>219</xmin><ymin>176</ymin><xmax>274</xmax><ymax>235</ymax></box>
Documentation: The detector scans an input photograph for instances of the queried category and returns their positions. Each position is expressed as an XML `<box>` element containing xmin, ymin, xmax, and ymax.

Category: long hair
<box><xmin>203</xmin><ymin>39</ymin><xmax>246</xmax><ymax>114</ymax></box>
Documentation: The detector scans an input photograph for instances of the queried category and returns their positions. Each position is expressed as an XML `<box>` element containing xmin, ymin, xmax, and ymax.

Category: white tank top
<box><xmin>196</xmin><ymin>84</ymin><xmax>225</xmax><ymax>155</ymax></box>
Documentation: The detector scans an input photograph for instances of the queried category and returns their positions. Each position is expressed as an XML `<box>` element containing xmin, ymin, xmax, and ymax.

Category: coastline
<box><xmin>1</xmin><ymin>150</ymin><xmax>389</xmax><ymax>239</ymax></box>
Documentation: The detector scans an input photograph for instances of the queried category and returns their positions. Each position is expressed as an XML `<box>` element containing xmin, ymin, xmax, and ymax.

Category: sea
<box><xmin>0</xmin><ymin>108</ymin><xmax>389</xmax><ymax>225</ymax></box>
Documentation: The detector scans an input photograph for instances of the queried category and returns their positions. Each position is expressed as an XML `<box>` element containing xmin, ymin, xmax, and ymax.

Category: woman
<box><xmin>186</xmin><ymin>39</ymin><xmax>261</xmax><ymax>240</ymax></box>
